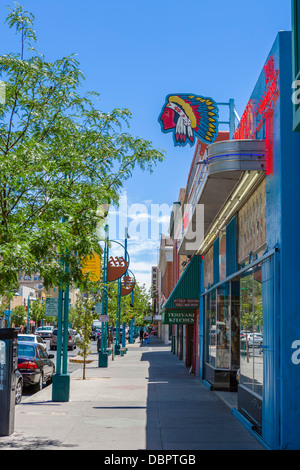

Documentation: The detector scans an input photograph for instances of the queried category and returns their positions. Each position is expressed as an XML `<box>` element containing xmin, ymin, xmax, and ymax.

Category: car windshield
<box><xmin>18</xmin><ymin>344</ymin><xmax>35</xmax><ymax>357</ymax></box>
<box><xmin>18</xmin><ymin>335</ymin><xmax>34</xmax><ymax>342</ymax></box>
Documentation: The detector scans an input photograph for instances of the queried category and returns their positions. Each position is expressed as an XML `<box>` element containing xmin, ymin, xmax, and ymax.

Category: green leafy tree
<box><xmin>73</xmin><ymin>280</ymin><xmax>100</xmax><ymax>379</ymax></box>
<box><xmin>11</xmin><ymin>304</ymin><xmax>26</xmax><ymax>326</ymax></box>
<box><xmin>29</xmin><ymin>299</ymin><xmax>45</xmax><ymax>326</ymax></box>
<box><xmin>0</xmin><ymin>3</ymin><xmax>164</xmax><ymax>294</ymax></box>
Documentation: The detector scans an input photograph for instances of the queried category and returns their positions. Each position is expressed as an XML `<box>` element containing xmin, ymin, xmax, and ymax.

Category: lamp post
<box><xmin>98</xmin><ymin>230</ymin><xmax>130</xmax><ymax>362</ymax></box>
<box><xmin>52</xmin><ymin>265</ymin><xmax>70</xmax><ymax>402</ymax></box>
<box><xmin>99</xmin><ymin>225</ymin><xmax>109</xmax><ymax>367</ymax></box>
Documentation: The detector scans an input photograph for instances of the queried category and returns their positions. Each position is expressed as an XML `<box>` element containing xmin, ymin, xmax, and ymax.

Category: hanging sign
<box><xmin>120</xmin><ymin>275</ymin><xmax>135</xmax><ymax>296</ymax></box>
<box><xmin>107</xmin><ymin>256</ymin><xmax>128</xmax><ymax>282</ymax></box>
<box><xmin>158</xmin><ymin>93</ymin><xmax>219</xmax><ymax>147</ymax></box>
<box><xmin>81</xmin><ymin>252</ymin><xmax>101</xmax><ymax>282</ymax></box>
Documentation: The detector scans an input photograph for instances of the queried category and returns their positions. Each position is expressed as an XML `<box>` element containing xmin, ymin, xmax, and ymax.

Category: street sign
<box><xmin>95</xmin><ymin>303</ymin><xmax>102</xmax><ymax>314</ymax></box>
<box><xmin>45</xmin><ymin>298</ymin><xmax>59</xmax><ymax>317</ymax></box>
<box><xmin>81</xmin><ymin>252</ymin><xmax>101</xmax><ymax>282</ymax></box>
<box><xmin>98</xmin><ymin>315</ymin><xmax>109</xmax><ymax>322</ymax></box>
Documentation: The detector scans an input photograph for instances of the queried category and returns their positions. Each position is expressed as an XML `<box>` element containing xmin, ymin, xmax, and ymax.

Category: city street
<box><xmin>21</xmin><ymin>337</ymin><xmax>99</xmax><ymax>399</ymax></box>
<box><xmin>0</xmin><ymin>336</ymin><xmax>265</xmax><ymax>450</ymax></box>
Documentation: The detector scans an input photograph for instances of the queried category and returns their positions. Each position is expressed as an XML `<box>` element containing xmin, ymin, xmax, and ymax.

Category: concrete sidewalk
<box><xmin>0</xmin><ymin>337</ymin><xmax>265</xmax><ymax>450</ymax></box>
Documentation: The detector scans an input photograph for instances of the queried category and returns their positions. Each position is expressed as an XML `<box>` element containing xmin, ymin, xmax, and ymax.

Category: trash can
<box><xmin>0</xmin><ymin>328</ymin><xmax>18</xmax><ymax>436</ymax></box>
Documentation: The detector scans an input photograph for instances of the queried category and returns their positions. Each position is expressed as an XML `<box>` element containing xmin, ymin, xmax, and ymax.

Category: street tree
<box><xmin>73</xmin><ymin>281</ymin><xmax>100</xmax><ymax>380</ymax></box>
<box><xmin>0</xmin><ymin>3</ymin><xmax>164</xmax><ymax>295</ymax></box>
<box><xmin>11</xmin><ymin>304</ymin><xmax>26</xmax><ymax>327</ymax></box>
<box><xmin>28</xmin><ymin>298</ymin><xmax>45</xmax><ymax>326</ymax></box>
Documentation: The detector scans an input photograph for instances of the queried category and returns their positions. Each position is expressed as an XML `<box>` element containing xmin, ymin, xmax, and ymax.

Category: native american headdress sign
<box><xmin>158</xmin><ymin>93</ymin><xmax>219</xmax><ymax>147</ymax></box>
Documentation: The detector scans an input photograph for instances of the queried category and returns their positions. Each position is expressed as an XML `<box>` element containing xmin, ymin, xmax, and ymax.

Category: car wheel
<box><xmin>34</xmin><ymin>373</ymin><xmax>43</xmax><ymax>393</ymax></box>
<box><xmin>15</xmin><ymin>379</ymin><xmax>23</xmax><ymax>405</ymax></box>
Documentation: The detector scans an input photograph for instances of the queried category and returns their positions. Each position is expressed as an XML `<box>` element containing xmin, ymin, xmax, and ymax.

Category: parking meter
<box><xmin>0</xmin><ymin>328</ymin><xmax>18</xmax><ymax>436</ymax></box>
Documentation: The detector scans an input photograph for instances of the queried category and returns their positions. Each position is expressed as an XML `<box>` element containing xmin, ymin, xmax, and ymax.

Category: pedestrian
<box><xmin>143</xmin><ymin>329</ymin><xmax>149</xmax><ymax>346</ymax></box>
<box><xmin>139</xmin><ymin>327</ymin><xmax>144</xmax><ymax>344</ymax></box>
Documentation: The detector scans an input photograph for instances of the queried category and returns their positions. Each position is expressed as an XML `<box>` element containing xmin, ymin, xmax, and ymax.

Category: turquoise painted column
<box><xmin>122</xmin><ymin>322</ymin><xmax>126</xmax><ymax>348</ymax></box>
<box><xmin>115</xmin><ymin>277</ymin><xmax>121</xmax><ymax>355</ymax></box>
<box><xmin>99</xmin><ymin>225</ymin><xmax>109</xmax><ymax>367</ymax></box>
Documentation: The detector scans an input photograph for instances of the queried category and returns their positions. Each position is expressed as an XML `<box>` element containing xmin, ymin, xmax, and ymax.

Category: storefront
<box><xmin>197</xmin><ymin>32</ymin><xmax>300</xmax><ymax>449</ymax></box>
<box><xmin>161</xmin><ymin>255</ymin><xmax>201</xmax><ymax>374</ymax></box>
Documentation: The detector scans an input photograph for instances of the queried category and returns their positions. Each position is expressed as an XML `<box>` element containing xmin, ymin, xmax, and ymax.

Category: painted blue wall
<box><xmin>277</xmin><ymin>31</ymin><xmax>300</xmax><ymax>450</ymax></box>
<box><xmin>253</xmin><ymin>31</ymin><xmax>300</xmax><ymax>449</ymax></box>
<box><xmin>241</xmin><ymin>31</ymin><xmax>300</xmax><ymax>449</ymax></box>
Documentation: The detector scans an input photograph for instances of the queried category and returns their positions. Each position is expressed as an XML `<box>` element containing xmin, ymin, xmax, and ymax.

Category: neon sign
<box><xmin>233</xmin><ymin>56</ymin><xmax>279</xmax><ymax>175</ymax></box>
<box><xmin>158</xmin><ymin>93</ymin><xmax>219</xmax><ymax>147</ymax></box>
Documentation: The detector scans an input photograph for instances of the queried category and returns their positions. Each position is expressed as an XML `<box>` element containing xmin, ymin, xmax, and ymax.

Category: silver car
<box><xmin>50</xmin><ymin>328</ymin><xmax>76</xmax><ymax>351</ymax></box>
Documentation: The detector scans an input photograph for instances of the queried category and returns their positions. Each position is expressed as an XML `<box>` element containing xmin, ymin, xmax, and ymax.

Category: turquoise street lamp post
<box><xmin>114</xmin><ymin>229</ymin><xmax>130</xmax><ymax>355</ymax></box>
<box><xmin>98</xmin><ymin>229</ymin><xmax>130</xmax><ymax>361</ymax></box>
<box><xmin>115</xmin><ymin>276</ymin><xmax>121</xmax><ymax>356</ymax></box>
<box><xmin>52</xmin><ymin>253</ymin><xmax>70</xmax><ymax>402</ymax></box>
<box><xmin>99</xmin><ymin>225</ymin><xmax>109</xmax><ymax>367</ymax></box>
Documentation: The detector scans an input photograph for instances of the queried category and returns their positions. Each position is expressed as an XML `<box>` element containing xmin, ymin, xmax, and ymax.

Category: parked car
<box><xmin>35</xmin><ymin>326</ymin><xmax>54</xmax><ymax>339</ymax></box>
<box><xmin>18</xmin><ymin>334</ymin><xmax>47</xmax><ymax>351</ymax></box>
<box><xmin>72</xmin><ymin>330</ymin><xmax>82</xmax><ymax>342</ymax></box>
<box><xmin>247</xmin><ymin>333</ymin><xmax>263</xmax><ymax>347</ymax></box>
<box><xmin>15</xmin><ymin>369</ymin><xmax>23</xmax><ymax>405</ymax></box>
<box><xmin>17</xmin><ymin>342</ymin><xmax>55</xmax><ymax>392</ymax></box>
<box><xmin>50</xmin><ymin>328</ymin><xmax>76</xmax><ymax>350</ymax></box>
<box><xmin>240</xmin><ymin>330</ymin><xmax>250</xmax><ymax>343</ymax></box>
<box><xmin>91</xmin><ymin>327</ymin><xmax>101</xmax><ymax>341</ymax></box>
<box><xmin>91</xmin><ymin>321</ymin><xmax>102</xmax><ymax>340</ymax></box>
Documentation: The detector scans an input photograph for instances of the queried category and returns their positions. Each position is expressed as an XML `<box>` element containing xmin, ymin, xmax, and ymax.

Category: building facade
<box><xmin>159</xmin><ymin>31</ymin><xmax>300</xmax><ymax>449</ymax></box>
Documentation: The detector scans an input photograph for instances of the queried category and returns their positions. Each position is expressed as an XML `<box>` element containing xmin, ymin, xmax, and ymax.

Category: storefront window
<box><xmin>231</xmin><ymin>280</ymin><xmax>240</xmax><ymax>370</ymax></box>
<box><xmin>205</xmin><ymin>290</ymin><xmax>216</xmax><ymax>367</ymax></box>
<box><xmin>240</xmin><ymin>265</ymin><xmax>263</xmax><ymax>396</ymax></box>
<box><xmin>216</xmin><ymin>283</ymin><xmax>230</xmax><ymax>369</ymax></box>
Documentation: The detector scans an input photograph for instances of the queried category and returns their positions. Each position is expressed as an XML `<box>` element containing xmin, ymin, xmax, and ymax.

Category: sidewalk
<box><xmin>0</xmin><ymin>337</ymin><xmax>264</xmax><ymax>450</ymax></box>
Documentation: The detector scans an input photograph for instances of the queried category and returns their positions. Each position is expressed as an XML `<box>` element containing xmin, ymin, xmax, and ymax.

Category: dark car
<box><xmin>17</xmin><ymin>342</ymin><xmax>55</xmax><ymax>392</ymax></box>
<box><xmin>15</xmin><ymin>370</ymin><xmax>23</xmax><ymax>405</ymax></box>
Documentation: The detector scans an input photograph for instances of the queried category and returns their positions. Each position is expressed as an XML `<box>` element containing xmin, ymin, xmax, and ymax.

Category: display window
<box><xmin>239</xmin><ymin>264</ymin><xmax>263</xmax><ymax>397</ymax></box>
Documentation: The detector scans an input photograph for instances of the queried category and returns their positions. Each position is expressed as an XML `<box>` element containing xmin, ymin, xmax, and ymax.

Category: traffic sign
<box><xmin>99</xmin><ymin>315</ymin><xmax>109</xmax><ymax>322</ymax></box>
<box><xmin>45</xmin><ymin>298</ymin><xmax>59</xmax><ymax>317</ymax></box>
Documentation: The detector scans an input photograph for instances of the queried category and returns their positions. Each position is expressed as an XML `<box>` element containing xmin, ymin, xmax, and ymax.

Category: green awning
<box><xmin>161</xmin><ymin>255</ymin><xmax>201</xmax><ymax>324</ymax></box>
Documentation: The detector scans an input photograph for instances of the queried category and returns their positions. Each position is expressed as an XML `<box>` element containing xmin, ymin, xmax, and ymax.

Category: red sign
<box><xmin>107</xmin><ymin>256</ymin><xmax>128</xmax><ymax>282</ymax></box>
<box><xmin>120</xmin><ymin>275</ymin><xmax>135</xmax><ymax>296</ymax></box>
<box><xmin>233</xmin><ymin>56</ymin><xmax>279</xmax><ymax>175</ymax></box>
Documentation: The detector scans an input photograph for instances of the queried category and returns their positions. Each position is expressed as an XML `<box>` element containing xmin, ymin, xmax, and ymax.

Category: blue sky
<box><xmin>0</xmin><ymin>0</ymin><xmax>292</xmax><ymax>289</ymax></box>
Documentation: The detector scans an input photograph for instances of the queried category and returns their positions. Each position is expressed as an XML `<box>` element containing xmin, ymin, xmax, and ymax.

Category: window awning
<box><xmin>161</xmin><ymin>255</ymin><xmax>201</xmax><ymax>324</ymax></box>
